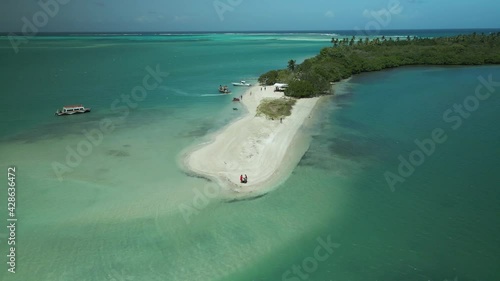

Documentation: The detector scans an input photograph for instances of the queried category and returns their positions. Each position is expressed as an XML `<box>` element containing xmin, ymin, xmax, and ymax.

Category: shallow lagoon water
<box><xmin>0</xmin><ymin>33</ymin><xmax>499</xmax><ymax>281</ymax></box>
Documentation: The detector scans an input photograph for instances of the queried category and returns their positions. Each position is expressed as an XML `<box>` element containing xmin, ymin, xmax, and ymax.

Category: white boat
<box><xmin>232</xmin><ymin>81</ymin><xmax>251</xmax><ymax>87</ymax></box>
<box><xmin>55</xmin><ymin>104</ymin><xmax>91</xmax><ymax>116</ymax></box>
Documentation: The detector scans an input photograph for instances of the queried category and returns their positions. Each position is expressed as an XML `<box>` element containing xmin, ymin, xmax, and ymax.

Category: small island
<box><xmin>259</xmin><ymin>32</ymin><xmax>500</xmax><ymax>97</ymax></box>
<box><xmin>184</xmin><ymin>86</ymin><xmax>319</xmax><ymax>198</ymax></box>
<box><xmin>184</xmin><ymin>32</ymin><xmax>500</xmax><ymax>199</ymax></box>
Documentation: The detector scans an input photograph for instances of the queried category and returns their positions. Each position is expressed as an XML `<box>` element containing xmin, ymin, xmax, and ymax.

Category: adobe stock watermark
<box><xmin>178</xmin><ymin>182</ymin><xmax>222</xmax><ymax>224</ymax></box>
<box><xmin>51</xmin><ymin>65</ymin><xmax>169</xmax><ymax>181</ymax></box>
<box><xmin>8</xmin><ymin>0</ymin><xmax>71</xmax><ymax>54</ymax></box>
<box><xmin>282</xmin><ymin>235</ymin><xmax>340</xmax><ymax>281</ymax></box>
<box><xmin>355</xmin><ymin>0</ymin><xmax>403</xmax><ymax>37</ymax></box>
<box><xmin>385</xmin><ymin>74</ymin><xmax>499</xmax><ymax>191</ymax></box>
<box><xmin>213</xmin><ymin>0</ymin><xmax>243</xmax><ymax>21</ymax></box>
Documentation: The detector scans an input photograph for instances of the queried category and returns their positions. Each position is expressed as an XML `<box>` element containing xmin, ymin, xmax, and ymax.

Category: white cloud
<box><xmin>325</xmin><ymin>10</ymin><xmax>335</xmax><ymax>18</ymax></box>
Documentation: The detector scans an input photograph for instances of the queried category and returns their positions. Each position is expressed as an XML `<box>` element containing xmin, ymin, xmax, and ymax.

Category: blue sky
<box><xmin>0</xmin><ymin>0</ymin><xmax>498</xmax><ymax>32</ymax></box>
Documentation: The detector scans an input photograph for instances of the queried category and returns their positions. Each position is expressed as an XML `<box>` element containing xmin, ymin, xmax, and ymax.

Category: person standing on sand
<box><xmin>244</xmin><ymin>174</ymin><xmax>248</xmax><ymax>183</ymax></box>
<box><xmin>240</xmin><ymin>175</ymin><xmax>243</xmax><ymax>183</ymax></box>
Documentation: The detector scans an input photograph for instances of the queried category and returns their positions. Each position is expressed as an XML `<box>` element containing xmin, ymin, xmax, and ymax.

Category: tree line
<box><xmin>258</xmin><ymin>32</ymin><xmax>500</xmax><ymax>98</ymax></box>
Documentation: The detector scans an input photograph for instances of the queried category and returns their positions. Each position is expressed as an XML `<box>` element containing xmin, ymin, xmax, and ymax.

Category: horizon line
<box><xmin>1</xmin><ymin>27</ymin><xmax>500</xmax><ymax>35</ymax></box>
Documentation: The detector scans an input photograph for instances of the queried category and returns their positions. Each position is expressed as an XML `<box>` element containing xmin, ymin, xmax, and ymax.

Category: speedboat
<box><xmin>55</xmin><ymin>104</ymin><xmax>91</xmax><ymax>116</ymax></box>
<box><xmin>232</xmin><ymin>81</ymin><xmax>251</xmax><ymax>87</ymax></box>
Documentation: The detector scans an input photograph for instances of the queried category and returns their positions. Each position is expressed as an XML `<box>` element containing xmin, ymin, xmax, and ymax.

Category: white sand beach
<box><xmin>183</xmin><ymin>85</ymin><xmax>320</xmax><ymax>198</ymax></box>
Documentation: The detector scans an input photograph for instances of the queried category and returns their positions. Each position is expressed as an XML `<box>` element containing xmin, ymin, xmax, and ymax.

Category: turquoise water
<box><xmin>0</xmin><ymin>33</ymin><xmax>499</xmax><ymax>281</ymax></box>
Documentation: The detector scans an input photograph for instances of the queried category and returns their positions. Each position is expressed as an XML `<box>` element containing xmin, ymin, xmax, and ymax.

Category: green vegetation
<box><xmin>259</xmin><ymin>32</ymin><xmax>500</xmax><ymax>98</ymax></box>
<box><xmin>288</xmin><ymin>59</ymin><xmax>297</xmax><ymax>72</ymax></box>
<box><xmin>258</xmin><ymin>69</ymin><xmax>294</xmax><ymax>86</ymax></box>
<box><xmin>285</xmin><ymin>80</ymin><xmax>315</xmax><ymax>98</ymax></box>
<box><xmin>256</xmin><ymin>98</ymin><xmax>297</xmax><ymax>120</ymax></box>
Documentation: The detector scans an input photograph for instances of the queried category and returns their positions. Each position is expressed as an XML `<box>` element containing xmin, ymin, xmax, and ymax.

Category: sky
<box><xmin>0</xmin><ymin>0</ymin><xmax>499</xmax><ymax>33</ymax></box>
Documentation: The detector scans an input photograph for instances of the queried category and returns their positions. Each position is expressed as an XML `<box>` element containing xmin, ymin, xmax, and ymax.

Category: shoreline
<box><xmin>182</xmin><ymin>84</ymin><xmax>321</xmax><ymax>199</ymax></box>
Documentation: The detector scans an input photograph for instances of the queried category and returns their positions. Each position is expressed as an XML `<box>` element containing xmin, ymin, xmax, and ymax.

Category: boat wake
<box><xmin>200</xmin><ymin>94</ymin><xmax>229</xmax><ymax>97</ymax></box>
<box><xmin>159</xmin><ymin>86</ymin><xmax>192</xmax><ymax>96</ymax></box>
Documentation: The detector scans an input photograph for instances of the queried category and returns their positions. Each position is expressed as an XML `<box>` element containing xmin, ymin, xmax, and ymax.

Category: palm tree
<box><xmin>288</xmin><ymin>60</ymin><xmax>297</xmax><ymax>72</ymax></box>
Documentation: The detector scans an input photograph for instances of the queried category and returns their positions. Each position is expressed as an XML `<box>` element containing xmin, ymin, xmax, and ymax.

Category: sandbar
<box><xmin>183</xmin><ymin>84</ymin><xmax>320</xmax><ymax>198</ymax></box>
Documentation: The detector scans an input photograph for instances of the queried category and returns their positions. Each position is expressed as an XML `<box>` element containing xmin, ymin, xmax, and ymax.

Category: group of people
<box><xmin>240</xmin><ymin>174</ymin><xmax>248</xmax><ymax>184</ymax></box>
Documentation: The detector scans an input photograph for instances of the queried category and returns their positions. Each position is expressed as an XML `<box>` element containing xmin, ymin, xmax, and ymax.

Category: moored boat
<box><xmin>55</xmin><ymin>104</ymin><xmax>91</xmax><ymax>116</ymax></box>
<box><xmin>219</xmin><ymin>85</ymin><xmax>231</xmax><ymax>94</ymax></box>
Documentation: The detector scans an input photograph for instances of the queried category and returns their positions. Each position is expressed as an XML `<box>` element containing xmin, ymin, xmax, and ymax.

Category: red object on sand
<box><xmin>240</xmin><ymin>175</ymin><xmax>243</xmax><ymax>183</ymax></box>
